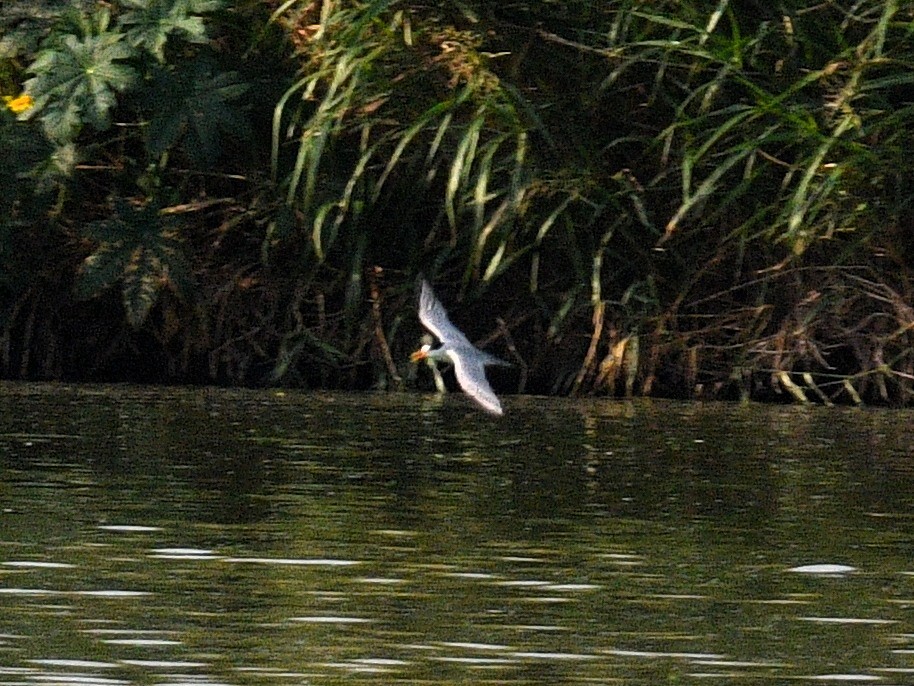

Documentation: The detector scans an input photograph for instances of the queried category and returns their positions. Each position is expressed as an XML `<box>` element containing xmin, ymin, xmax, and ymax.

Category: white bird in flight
<box><xmin>410</xmin><ymin>279</ymin><xmax>508</xmax><ymax>415</ymax></box>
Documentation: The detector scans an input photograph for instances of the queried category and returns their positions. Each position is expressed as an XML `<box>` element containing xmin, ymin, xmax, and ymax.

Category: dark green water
<box><xmin>2</xmin><ymin>383</ymin><xmax>914</xmax><ymax>685</ymax></box>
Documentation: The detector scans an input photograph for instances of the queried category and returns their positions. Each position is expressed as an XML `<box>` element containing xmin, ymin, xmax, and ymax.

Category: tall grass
<box><xmin>597</xmin><ymin>0</ymin><xmax>914</xmax><ymax>401</ymax></box>
<box><xmin>264</xmin><ymin>0</ymin><xmax>558</xmax><ymax>384</ymax></box>
<box><xmin>257</xmin><ymin>0</ymin><xmax>914</xmax><ymax>401</ymax></box>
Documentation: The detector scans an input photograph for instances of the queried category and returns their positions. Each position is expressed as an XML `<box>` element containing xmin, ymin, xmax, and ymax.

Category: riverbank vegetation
<box><xmin>2</xmin><ymin>0</ymin><xmax>913</xmax><ymax>404</ymax></box>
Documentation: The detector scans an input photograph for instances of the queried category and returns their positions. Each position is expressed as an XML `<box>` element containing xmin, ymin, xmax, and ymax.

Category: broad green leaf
<box><xmin>144</xmin><ymin>59</ymin><xmax>251</xmax><ymax>166</ymax></box>
<box><xmin>118</xmin><ymin>0</ymin><xmax>223</xmax><ymax>61</ymax></box>
<box><xmin>76</xmin><ymin>199</ymin><xmax>195</xmax><ymax>328</ymax></box>
<box><xmin>23</xmin><ymin>31</ymin><xmax>137</xmax><ymax>141</ymax></box>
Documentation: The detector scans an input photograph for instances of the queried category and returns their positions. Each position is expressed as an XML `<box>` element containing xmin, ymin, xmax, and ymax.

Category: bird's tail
<box><xmin>478</xmin><ymin>349</ymin><xmax>511</xmax><ymax>367</ymax></box>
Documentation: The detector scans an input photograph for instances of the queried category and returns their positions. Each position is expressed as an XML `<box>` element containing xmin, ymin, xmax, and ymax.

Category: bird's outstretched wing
<box><xmin>417</xmin><ymin>279</ymin><xmax>474</xmax><ymax>349</ymax></box>
<box><xmin>450</xmin><ymin>347</ymin><xmax>504</xmax><ymax>416</ymax></box>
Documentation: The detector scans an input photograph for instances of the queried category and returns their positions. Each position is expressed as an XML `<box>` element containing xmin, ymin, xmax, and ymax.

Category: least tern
<box><xmin>410</xmin><ymin>279</ymin><xmax>508</xmax><ymax>415</ymax></box>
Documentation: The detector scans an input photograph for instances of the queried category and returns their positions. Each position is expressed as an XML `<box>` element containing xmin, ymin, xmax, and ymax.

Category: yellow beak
<box><xmin>410</xmin><ymin>349</ymin><xmax>428</xmax><ymax>363</ymax></box>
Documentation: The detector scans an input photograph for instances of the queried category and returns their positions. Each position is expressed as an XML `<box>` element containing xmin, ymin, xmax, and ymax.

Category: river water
<box><xmin>2</xmin><ymin>383</ymin><xmax>914</xmax><ymax>684</ymax></box>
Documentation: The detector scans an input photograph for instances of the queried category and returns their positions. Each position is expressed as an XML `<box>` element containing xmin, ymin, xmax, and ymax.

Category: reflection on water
<box><xmin>2</xmin><ymin>383</ymin><xmax>914</xmax><ymax>684</ymax></box>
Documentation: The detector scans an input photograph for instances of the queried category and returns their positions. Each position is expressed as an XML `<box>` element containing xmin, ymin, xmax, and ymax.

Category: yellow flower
<box><xmin>3</xmin><ymin>93</ymin><xmax>34</xmax><ymax>114</ymax></box>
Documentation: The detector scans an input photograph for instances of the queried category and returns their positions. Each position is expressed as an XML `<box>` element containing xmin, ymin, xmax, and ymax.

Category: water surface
<box><xmin>2</xmin><ymin>383</ymin><xmax>914</xmax><ymax>684</ymax></box>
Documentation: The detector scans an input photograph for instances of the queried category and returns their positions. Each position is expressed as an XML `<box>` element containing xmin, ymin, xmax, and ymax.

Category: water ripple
<box><xmin>223</xmin><ymin>557</ymin><xmax>361</xmax><ymax>566</ymax></box>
